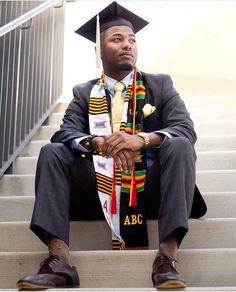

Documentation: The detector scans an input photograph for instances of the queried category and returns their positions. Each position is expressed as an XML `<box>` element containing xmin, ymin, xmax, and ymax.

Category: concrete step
<box><xmin>0</xmin><ymin>174</ymin><xmax>35</xmax><ymax>197</ymax></box>
<box><xmin>182</xmin><ymin>96</ymin><xmax>236</xmax><ymax>108</ymax></box>
<box><xmin>13</xmin><ymin>157</ymin><xmax>37</xmax><ymax>174</ymax></box>
<box><xmin>194</xmin><ymin>120</ymin><xmax>236</xmax><ymax>136</ymax></box>
<box><xmin>203</xmin><ymin>192</ymin><xmax>236</xmax><ymax>218</ymax></box>
<box><xmin>1</xmin><ymin>289</ymin><xmax>236</xmax><ymax>292</ymax></box>
<box><xmin>196</xmin><ymin>170</ymin><xmax>236</xmax><ymax>192</ymax></box>
<box><xmin>12</xmin><ymin>150</ymin><xmax>236</xmax><ymax>174</ymax></box>
<box><xmin>1</xmin><ymin>193</ymin><xmax>236</xmax><ymax>221</ymax></box>
<box><xmin>1</xmin><ymin>249</ymin><xmax>236</xmax><ymax>288</ymax></box>
<box><xmin>52</xmin><ymin>101</ymin><xmax>70</xmax><ymax>112</ymax></box>
<box><xmin>1</xmin><ymin>218</ymin><xmax>236</xmax><ymax>252</ymax></box>
<box><xmin>196</xmin><ymin>150</ymin><xmax>236</xmax><ymax>170</ymax></box>
<box><xmin>19</xmin><ymin>140</ymin><xmax>48</xmax><ymax>157</ymax></box>
<box><xmin>32</xmin><ymin>125</ymin><xmax>59</xmax><ymax>140</ymax></box>
<box><xmin>47</xmin><ymin>107</ymin><xmax>236</xmax><ymax>126</ymax></box>
<box><xmin>2</xmin><ymin>289</ymin><xmax>236</xmax><ymax>292</ymax></box>
<box><xmin>32</xmin><ymin>121</ymin><xmax>236</xmax><ymax>141</ymax></box>
<box><xmin>190</xmin><ymin>107</ymin><xmax>236</xmax><ymax>121</ymax></box>
<box><xmin>1</xmin><ymin>170</ymin><xmax>235</xmax><ymax>197</ymax></box>
<box><xmin>19</xmin><ymin>135</ymin><xmax>236</xmax><ymax>158</ymax></box>
<box><xmin>0</xmin><ymin>196</ymin><xmax>34</xmax><ymax>221</ymax></box>
<box><xmin>195</xmin><ymin>135</ymin><xmax>236</xmax><ymax>151</ymax></box>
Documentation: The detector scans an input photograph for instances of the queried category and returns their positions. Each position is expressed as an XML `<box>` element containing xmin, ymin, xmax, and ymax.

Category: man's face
<box><xmin>100</xmin><ymin>25</ymin><xmax>138</xmax><ymax>74</ymax></box>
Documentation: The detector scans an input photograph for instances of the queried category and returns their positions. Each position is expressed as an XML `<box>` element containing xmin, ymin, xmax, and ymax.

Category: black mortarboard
<box><xmin>75</xmin><ymin>1</ymin><xmax>149</xmax><ymax>43</ymax></box>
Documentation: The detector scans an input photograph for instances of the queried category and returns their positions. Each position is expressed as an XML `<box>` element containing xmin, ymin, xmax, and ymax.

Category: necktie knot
<box><xmin>114</xmin><ymin>82</ymin><xmax>125</xmax><ymax>94</ymax></box>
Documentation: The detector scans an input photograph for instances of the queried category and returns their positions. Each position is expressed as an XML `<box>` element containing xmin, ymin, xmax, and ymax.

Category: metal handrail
<box><xmin>0</xmin><ymin>0</ymin><xmax>65</xmax><ymax>176</ymax></box>
<box><xmin>0</xmin><ymin>0</ymin><xmax>62</xmax><ymax>37</ymax></box>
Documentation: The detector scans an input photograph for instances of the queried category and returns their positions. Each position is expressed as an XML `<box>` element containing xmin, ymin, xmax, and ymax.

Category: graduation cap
<box><xmin>75</xmin><ymin>1</ymin><xmax>149</xmax><ymax>67</ymax></box>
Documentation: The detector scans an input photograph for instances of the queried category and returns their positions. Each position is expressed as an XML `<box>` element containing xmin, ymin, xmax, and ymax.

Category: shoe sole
<box><xmin>17</xmin><ymin>282</ymin><xmax>80</xmax><ymax>290</ymax></box>
<box><xmin>17</xmin><ymin>282</ymin><xmax>53</xmax><ymax>290</ymax></box>
<box><xmin>156</xmin><ymin>279</ymin><xmax>187</xmax><ymax>289</ymax></box>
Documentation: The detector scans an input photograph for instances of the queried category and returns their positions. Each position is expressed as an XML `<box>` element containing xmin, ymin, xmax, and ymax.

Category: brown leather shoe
<box><xmin>16</xmin><ymin>255</ymin><xmax>80</xmax><ymax>290</ymax></box>
<box><xmin>152</xmin><ymin>252</ymin><xmax>186</xmax><ymax>289</ymax></box>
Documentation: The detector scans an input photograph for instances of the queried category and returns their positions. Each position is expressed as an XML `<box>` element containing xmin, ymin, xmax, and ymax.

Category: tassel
<box><xmin>111</xmin><ymin>164</ymin><xmax>117</xmax><ymax>214</ymax></box>
<box><xmin>96</xmin><ymin>14</ymin><xmax>101</xmax><ymax>68</ymax></box>
<box><xmin>129</xmin><ymin>170</ymin><xmax>137</xmax><ymax>207</ymax></box>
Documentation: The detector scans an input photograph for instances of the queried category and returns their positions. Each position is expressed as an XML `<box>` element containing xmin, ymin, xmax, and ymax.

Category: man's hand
<box><xmin>93</xmin><ymin>131</ymin><xmax>164</xmax><ymax>172</ymax></box>
<box><xmin>113</xmin><ymin>150</ymin><xmax>141</xmax><ymax>172</ymax></box>
<box><xmin>101</xmin><ymin>132</ymin><xmax>144</xmax><ymax>158</ymax></box>
<box><xmin>91</xmin><ymin>136</ymin><xmax>105</xmax><ymax>153</ymax></box>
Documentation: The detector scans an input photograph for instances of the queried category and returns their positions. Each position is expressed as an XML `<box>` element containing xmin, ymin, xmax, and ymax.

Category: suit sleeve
<box><xmin>160</xmin><ymin>75</ymin><xmax>197</xmax><ymax>145</ymax></box>
<box><xmin>50</xmin><ymin>84</ymin><xmax>91</xmax><ymax>144</ymax></box>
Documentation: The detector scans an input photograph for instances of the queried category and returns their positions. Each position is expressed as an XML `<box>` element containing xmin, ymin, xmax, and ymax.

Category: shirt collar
<box><xmin>105</xmin><ymin>71</ymin><xmax>133</xmax><ymax>96</ymax></box>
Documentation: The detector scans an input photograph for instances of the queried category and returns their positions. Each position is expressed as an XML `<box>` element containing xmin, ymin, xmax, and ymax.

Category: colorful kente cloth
<box><xmin>88</xmin><ymin>68</ymin><xmax>149</xmax><ymax>249</ymax></box>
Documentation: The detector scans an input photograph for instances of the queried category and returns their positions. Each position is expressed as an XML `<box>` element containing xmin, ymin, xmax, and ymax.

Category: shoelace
<box><xmin>156</xmin><ymin>253</ymin><xmax>178</xmax><ymax>271</ymax></box>
<box><xmin>39</xmin><ymin>255</ymin><xmax>59</xmax><ymax>272</ymax></box>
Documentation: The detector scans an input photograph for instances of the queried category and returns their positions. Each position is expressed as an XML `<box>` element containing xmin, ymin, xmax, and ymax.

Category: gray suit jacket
<box><xmin>51</xmin><ymin>72</ymin><xmax>207</xmax><ymax>218</ymax></box>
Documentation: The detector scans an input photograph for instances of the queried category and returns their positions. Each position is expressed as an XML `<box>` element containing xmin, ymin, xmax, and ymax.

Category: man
<box><xmin>17</xmin><ymin>1</ymin><xmax>207</xmax><ymax>290</ymax></box>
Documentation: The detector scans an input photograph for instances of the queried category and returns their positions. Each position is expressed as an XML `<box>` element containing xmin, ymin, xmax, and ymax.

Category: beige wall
<box><xmin>63</xmin><ymin>1</ymin><xmax>236</xmax><ymax>98</ymax></box>
<box><xmin>138</xmin><ymin>1</ymin><xmax>236</xmax><ymax>96</ymax></box>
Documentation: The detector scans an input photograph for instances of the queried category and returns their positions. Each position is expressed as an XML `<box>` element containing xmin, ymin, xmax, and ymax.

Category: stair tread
<box><xmin>48</xmin><ymin>107</ymin><xmax>236</xmax><ymax>127</ymax></box>
<box><xmin>1</xmin><ymin>170</ymin><xmax>236</xmax><ymax>196</ymax></box>
<box><xmin>1</xmin><ymin>192</ymin><xmax>236</xmax><ymax>221</ymax></box>
<box><xmin>1</xmin><ymin>288</ymin><xmax>236</xmax><ymax>292</ymax></box>
<box><xmin>12</xmin><ymin>151</ymin><xmax>236</xmax><ymax>173</ymax></box>
<box><xmin>1</xmin><ymin>250</ymin><xmax>236</xmax><ymax>288</ymax></box>
<box><xmin>31</xmin><ymin>121</ymin><xmax>236</xmax><ymax>141</ymax></box>
<box><xmin>1</xmin><ymin>219</ymin><xmax>236</xmax><ymax>251</ymax></box>
<box><xmin>19</xmin><ymin>135</ymin><xmax>236</xmax><ymax>157</ymax></box>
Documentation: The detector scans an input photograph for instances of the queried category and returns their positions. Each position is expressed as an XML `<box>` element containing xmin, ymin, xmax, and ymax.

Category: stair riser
<box><xmin>48</xmin><ymin>107</ymin><xmax>236</xmax><ymax>126</ymax></box>
<box><xmin>32</xmin><ymin>122</ymin><xmax>236</xmax><ymax>141</ymax></box>
<box><xmin>0</xmin><ymin>197</ymin><xmax>33</xmax><ymax>221</ymax></box>
<box><xmin>20</xmin><ymin>141</ymin><xmax>48</xmax><ymax>157</ymax></box>
<box><xmin>12</xmin><ymin>151</ymin><xmax>236</xmax><ymax>174</ymax></box>
<box><xmin>1</xmin><ymin>193</ymin><xmax>236</xmax><ymax>221</ymax></box>
<box><xmin>195</xmin><ymin>136</ymin><xmax>236</xmax><ymax>151</ymax></box>
<box><xmin>190</xmin><ymin>108</ymin><xmax>236</xmax><ymax>121</ymax></box>
<box><xmin>196</xmin><ymin>171</ymin><xmax>236</xmax><ymax>192</ymax></box>
<box><xmin>1</xmin><ymin>250</ymin><xmax>236</xmax><ymax>289</ymax></box>
<box><xmin>195</xmin><ymin>121</ymin><xmax>236</xmax><ymax>136</ymax></box>
<box><xmin>19</xmin><ymin>136</ymin><xmax>236</xmax><ymax>158</ymax></box>
<box><xmin>0</xmin><ymin>219</ymin><xmax>236</xmax><ymax>252</ymax></box>
<box><xmin>1</xmin><ymin>171</ymin><xmax>235</xmax><ymax>196</ymax></box>
<box><xmin>183</xmin><ymin>96</ymin><xmax>236</xmax><ymax>108</ymax></box>
<box><xmin>0</xmin><ymin>175</ymin><xmax>35</xmax><ymax>197</ymax></box>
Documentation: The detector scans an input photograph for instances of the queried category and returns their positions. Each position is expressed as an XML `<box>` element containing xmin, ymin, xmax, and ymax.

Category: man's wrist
<box><xmin>137</xmin><ymin>132</ymin><xmax>150</xmax><ymax>149</ymax></box>
<box><xmin>149</xmin><ymin>132</ymin><xmax>165</xmax><ymax>148</ymax></box>
<box><xmin>91</xmin><ymin>136</ymin><xmax>104</xmax><ymax>155</ymax></box>
<box><xmin>81</xmin><ymin>135</ymin><xmax>101</xmax><ymax>154</ymax></box>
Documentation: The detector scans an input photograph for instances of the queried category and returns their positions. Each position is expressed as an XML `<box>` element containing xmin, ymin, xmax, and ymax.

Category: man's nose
<box><xmin>122</xmin><ymin>39</ymin><xmax>132</xmax><ymax>50</ymax></box>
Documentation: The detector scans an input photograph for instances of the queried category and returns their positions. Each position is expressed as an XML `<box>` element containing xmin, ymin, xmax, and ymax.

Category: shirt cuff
<box><xmin>70</xmin><ymin>136</ymin><xmax>90</xmax><ymax>152</ymax></box>
<box><xmin>152</xmin><ymin>131</ymin><xmax>173</xmax><ymax>148</ymax></box>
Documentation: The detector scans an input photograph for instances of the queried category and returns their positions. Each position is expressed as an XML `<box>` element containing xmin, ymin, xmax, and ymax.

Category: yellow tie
<box><xmin>112</xmin><ymin>82</ymin><xmax>125</xmax><ymax>132</ymax></box>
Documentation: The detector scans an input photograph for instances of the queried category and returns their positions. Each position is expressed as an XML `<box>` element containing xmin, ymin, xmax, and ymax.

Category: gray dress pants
<box><xmin>30</xmin><ymin>136</ymin><xmax>196</xmax><ymax>247</ymax></box>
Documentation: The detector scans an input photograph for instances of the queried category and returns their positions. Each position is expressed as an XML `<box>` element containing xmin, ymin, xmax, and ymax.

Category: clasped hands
<box><xmin>92</xmin><ymin>132</ymin><xmax>144</xmax><ymax>172</ymax></box>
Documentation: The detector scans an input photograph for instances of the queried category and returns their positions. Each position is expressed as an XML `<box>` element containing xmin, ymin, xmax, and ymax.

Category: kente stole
<box><xmin>88</xmin><ymin>68</ymin><xmax>149</xmax><ymax>249</ymax></box>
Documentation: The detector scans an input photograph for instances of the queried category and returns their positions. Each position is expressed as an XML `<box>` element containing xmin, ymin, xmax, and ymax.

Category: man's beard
<box><xmin>117</xmin><ymin>62</ymin><xmax>134</xmax><ymax>71</ymax></box>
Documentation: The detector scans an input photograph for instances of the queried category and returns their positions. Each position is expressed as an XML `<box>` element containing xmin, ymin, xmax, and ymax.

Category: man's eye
<box><xmin>130</xmin><ymin>38</ymin><xmax>136</xmax><ymax>44</ymax></box>
<box><xmin>113</xmin><ymin>37</ymin><xmax>121</xmax><ymax>42</ymax></box>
